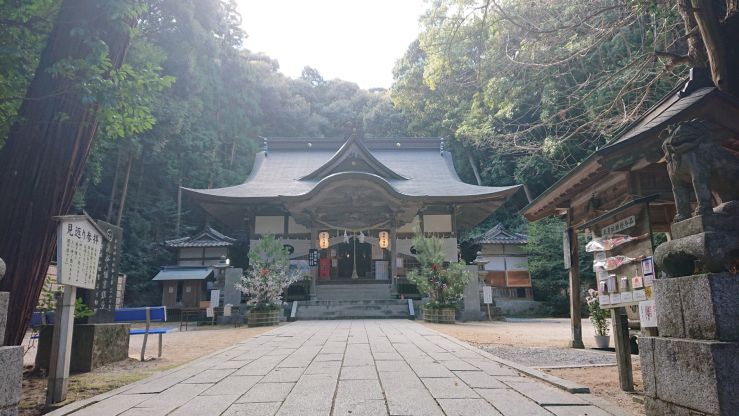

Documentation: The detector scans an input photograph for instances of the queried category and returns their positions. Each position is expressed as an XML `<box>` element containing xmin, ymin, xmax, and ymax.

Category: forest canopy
<box><xmin>1</xmin><ymin>0</ymin><xmax>731</xmax><ymax>312</ymax></box>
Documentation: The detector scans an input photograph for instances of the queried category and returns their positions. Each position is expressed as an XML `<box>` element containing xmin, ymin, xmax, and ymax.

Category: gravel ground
<box><xmin>481</xmin><ymin>344</ymin><xmax>618</xmax><ymax>368</ymax></box>
<box><xmin>425</xmin><ymin>319</ymin><xmax>646</xmax><ymax>416</ymax></box>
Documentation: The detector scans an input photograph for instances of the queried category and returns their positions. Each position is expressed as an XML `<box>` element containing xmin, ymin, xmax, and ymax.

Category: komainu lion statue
<box><xmin>661</xmin><ymin>118</ymin><xmax>739</xmax><ymax>222</ymax></box>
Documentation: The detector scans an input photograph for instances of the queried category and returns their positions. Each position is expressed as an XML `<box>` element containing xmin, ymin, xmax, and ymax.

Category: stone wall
<box><xmin>493</xmin><ymin>299</ymin><xmax>547</xmax><ymax>316</ymax></box>
<box><xmin>640</xmin><ymin>272</ymin><xmax>739</xmax><ymax>415</ymax></box>
<box><xmin>36</xmin><ymin>323</ymin><xmax>131</xmax><ymax>373</ymax></box>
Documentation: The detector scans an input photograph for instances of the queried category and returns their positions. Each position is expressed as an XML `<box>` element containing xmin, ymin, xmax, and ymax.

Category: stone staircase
<box><xmin>294</xmin><ymin>299</ymin><xmax>416</xmax><ymax>320</ymax></box>
<box><xmin>315</xmin><ymin>283</ymin><xmax>393</xmax><ymax>301</ymax></box>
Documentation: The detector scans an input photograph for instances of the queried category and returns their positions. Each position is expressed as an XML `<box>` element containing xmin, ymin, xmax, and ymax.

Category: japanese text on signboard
<box><xmin>57</xmin><ymin>218</ymin><xmax>103</xmax><ymax>289</ymax></box>
<box><xmin>600</xmin><ymin>215</ymin><xmax>636</xmax><ymax>236</ymax></box>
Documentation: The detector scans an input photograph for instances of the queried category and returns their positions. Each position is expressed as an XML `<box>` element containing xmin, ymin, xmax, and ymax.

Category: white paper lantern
<box><xmin>319</xmin><ymin>231</ymin><xmax>330</xmax><ymax>249</ymax></box>
<box><xmin>378</xmin><ymin>231</ymin><xmax>390</xmax><ymax>249</ymax></box>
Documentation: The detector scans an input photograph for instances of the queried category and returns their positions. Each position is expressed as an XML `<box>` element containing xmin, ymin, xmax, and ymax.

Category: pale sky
<box><xmin>235</xmin><ymin>0</ymin><xmax>427</xmax><ymax>90</ymax></box>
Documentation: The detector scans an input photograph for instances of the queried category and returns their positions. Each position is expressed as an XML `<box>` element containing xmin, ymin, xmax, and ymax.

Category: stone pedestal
<box><xmin>36</xmin><ymin>323</ymin><xmax>131</xmax><ymax>372</ymax></box>
<box><xmin>640</xmin><ymin>273</ymin><xmax>739</xmax><ymax>415</ymax></box>
<box><xmin>0</xmin><ymin>345</ymin><xmax>22</xmax><ymax>416</ymax></box>
<box><xmin>0</xmin><ymin>289</ymin><xmax>22</xmax><ymax>416</ymax></box>
<box><xmin>654</xmin><ymin>211</ymin><xmax>739</xmax><ymax>277</ymax></box>
<box><xmin>461</xmin><ymin>268</ymin><xmax>483</xmax><ymax>321</ymax></box>
<box><xmin>0</xmin><ymin>292</ymin><xmax>7</xmax><ymax>344</ymax></box>
<box><xmin>223</xmin><ymin>268</ymin><xmax>243</xmax><ymax>307</ymax></box>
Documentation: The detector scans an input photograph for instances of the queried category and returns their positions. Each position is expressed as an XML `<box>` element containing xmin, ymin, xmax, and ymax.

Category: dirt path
<box><xmin>423</xmin><ymin>319</ymin><xmax>646</xmax><ymax>416</ymax></box>
<box><xmin>20</xmin><ymin>324</ymin><xmax>275</xmax><ymax>415</ymax></box>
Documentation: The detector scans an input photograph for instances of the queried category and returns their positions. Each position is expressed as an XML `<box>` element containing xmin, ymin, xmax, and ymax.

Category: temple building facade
<box><xmin>183</xmin><ymin>136</ymin><xmax>520</xmax><ymax>300</ymax></box>
<box><xmin>154</xmin><ymin>226</ymin><xmax>236</xmax><ymax>309</ymax></box>
<box><xmin>473</xmin><ymin>224</ymin><xmax>533</xmax><ymax>300</ymax></box>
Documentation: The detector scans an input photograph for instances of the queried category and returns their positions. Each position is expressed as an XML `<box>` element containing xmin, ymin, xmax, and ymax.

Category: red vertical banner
<box><xmin>319</xmin><ymin>258</ymin><xmax>330</xmax><ymax>280</ymax></box>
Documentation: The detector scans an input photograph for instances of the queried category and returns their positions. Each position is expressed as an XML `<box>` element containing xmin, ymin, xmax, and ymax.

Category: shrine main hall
<box><xmin>183</xmin><ymin>136</ymin><xmax>519</xmax><ymax>300</ymax></box>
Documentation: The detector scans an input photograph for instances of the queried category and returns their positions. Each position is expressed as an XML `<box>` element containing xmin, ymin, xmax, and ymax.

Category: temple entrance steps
<box><xmin>293</xmin><ymin>299</ymin><xmax>417</xmax><ymax>320</ymax></box>
<box><xmin>314</xmin><ymin>282</ymin><xmax>393</xmax><ymax>301</ymax></box>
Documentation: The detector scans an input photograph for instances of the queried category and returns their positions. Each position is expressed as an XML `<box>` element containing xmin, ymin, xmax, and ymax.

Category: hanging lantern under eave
<box><xmin>378</xmin><ymin>231</ymin><xmax>390</xmax><ymax>249</ymax></box>
<box><xmin>319</xmin><ymin>231</ymin><xmax>330</xmax><ymax>249</ymax></box>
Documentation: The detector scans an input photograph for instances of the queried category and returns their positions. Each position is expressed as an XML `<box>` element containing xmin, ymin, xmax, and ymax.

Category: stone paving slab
<box><xmin>437</xmin><ymin>398</ymin><xmax>502</xmax><ymax>416</ymax></box>
<box><xmin>50</xmin><ymin>320</ymin><xmax>621</xmax><ymax>416</ymax></box>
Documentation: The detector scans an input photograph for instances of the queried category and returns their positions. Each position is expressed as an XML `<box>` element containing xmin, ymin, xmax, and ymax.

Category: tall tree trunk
<box><xmin>116</xmin><ymin>150</ymin><xmax>134</xmax><ymax>227</ymax></box>
<box><xmin>691</xmin><ymin>0</ymin><xmax>735</xmax><ymax>94</ymax></box>
<box><xmin>0</xmin><ymin>0</ymin><xmax>138</xmax><ymax>346</ymax></box>
<box><xmin>678</xmin><ymin>0</ymin><xmax>709</xmax><ymax>66</ymax></box>
<box><xmin>106</xmin><ymin>149</ymin><xmax>123</xmax><ymax>222</ymax></box>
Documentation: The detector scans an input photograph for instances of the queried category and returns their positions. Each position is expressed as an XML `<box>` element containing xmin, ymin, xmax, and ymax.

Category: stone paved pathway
<box><xmin>49</xmin><ymin>320</ymin><xmax>621</xmax><ymax>416</ymax></box>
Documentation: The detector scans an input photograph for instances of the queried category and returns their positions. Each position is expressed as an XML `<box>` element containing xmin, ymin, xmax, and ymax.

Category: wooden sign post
<box><xmin>483</xmin><ymin>285</ymin><xmax>493</xmax><ymax>321</ymax></box>
<box><xmin>46</xmin><ymin>214</ymin><xmax>108</xmax><ymax>405</ymax></box>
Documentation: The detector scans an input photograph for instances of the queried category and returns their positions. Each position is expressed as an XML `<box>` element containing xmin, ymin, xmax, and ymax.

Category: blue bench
<box><xmin>114</xmin><ymin>307</ymin><xmax>174</xmax><ymax>361</ymax></box>
<box><xmin>30</xmin><ymin>311</ymin><xmax>54</xmax><ymax>327</ymax></box>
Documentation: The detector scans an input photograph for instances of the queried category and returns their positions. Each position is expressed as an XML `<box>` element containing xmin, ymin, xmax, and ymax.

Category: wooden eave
<box><xmin>521</xmin><ymin>155</ymin><xmax>605</xmax><ymax>221</ymax></box>
<box><xmin>522</xmin><ymin>82</ymin><xmax>739</xmax><ymax>223</ymax></box>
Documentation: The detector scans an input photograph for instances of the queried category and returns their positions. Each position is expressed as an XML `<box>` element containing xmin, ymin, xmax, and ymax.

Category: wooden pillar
<box><xmin>46</xmin><ymin>286</ymin><xmax>76</xmax><ymax>404</ymax></box>
<box><xmin>567</xmin><ymin>208</ymin><xmax>584</xmax><ymax>349</ymax></box>
<box><xmin>309</xmin><ymin>225</ymin><xmax>317</xmax><ymax>299</ymax></box>
<box><xmin>612</xmin><ymin>307</ymin><xmax>634</xmax><ymax>391</ymax></box>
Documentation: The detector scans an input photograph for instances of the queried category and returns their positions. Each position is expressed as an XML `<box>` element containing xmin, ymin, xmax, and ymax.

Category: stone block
<box><xmin>655</xmin><ymin>213</ymin><xmax>739</xmax><ymax>277</ymax></box>
<box><xmin>644</xmin><ymin>397</ymin><xmax>710</xmax><ymax>416</ymax></box>
<box><xmin>671</xmin><ymin>213</ymin><xmax>738</xmax><ymax>240</ymax></box>
<box><xmin>223</xmin><ymin>268</ymin><xmax>243</xmax><ymax>308</ymax></box>
<box><xmin>655</xmin><ymin>274</ymin><xmax>739</xmax><ymax>342</ymax></box>
<box><xmin>502</xmin><ymin>381</ymin><xmax>588</xmax><ymax>406</ymax></box>
<box><xmin>0</xmin><ymin>292</ymin><xmax>8</xmax><ymax>343</ymax></box>
<box><xmin>461</xmin><ymin>269</ymin><xmax>483</xmax><ymax>321</ymax></box>
<box><xmin>36</xmin><ymin>323</ymin><xmax>130</xmax><ymax>372</ymax></box>
<box><xmin>654</xmin><ymin>279</ymin><xmax>685</xmax><ymax>338</ymax></box>
<box><xmin>0</xmin><ymin>346</ymin><xmax>22</xmax><ymax>416</ymax></box>
<box><xmin>638</xmin><ymin>337</ymin><xmax>656</xmax><ymax>398</ymax></box>
<box><xmin>648</xmin><ymin>337</ymin><xmax>739</xmax><ymax>415</ymax></box>
<box><xmin>681</xmin><ymin>273</ymin><xmax>739</xmax><ymax>342</ymax></box>
<box><xmin>437</xmin><ymin>398</ymin><xmax>501</xmax><ymax>416</ymax></box>
<box><xmin>475</xmin><ymin>388</ymin><xmax>552</xmax><ymax>416</ymax></box>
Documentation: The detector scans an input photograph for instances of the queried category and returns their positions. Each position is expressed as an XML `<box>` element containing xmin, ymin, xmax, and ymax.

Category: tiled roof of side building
<box><xmin>473</xmin><ymin>223</ymin><xmax>528</xmax><ymax>245</ymax></box>
<box><xmin>164</xmin><ymin>225</ymin><xmax>236</xmax><ymax>248</ymax></box>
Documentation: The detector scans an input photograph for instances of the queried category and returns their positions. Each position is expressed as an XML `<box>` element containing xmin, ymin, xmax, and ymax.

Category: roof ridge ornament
<box><xmin>298</xmin><ymin>133</ymin><xmax>409</xmax><ymax>181</ymax></box>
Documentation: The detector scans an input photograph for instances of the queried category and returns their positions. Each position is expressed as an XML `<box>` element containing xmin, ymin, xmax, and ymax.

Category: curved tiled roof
<box><xmin>184</xmin><ymin>137</ymin><xmax>519</xmax><ymax>201</ymax></box>
<box><xmin>473</xmin><ymin>223</ymin><xmax>528</xmax><ymax>245</ymax></box>
<box><xmin>165</xmin><ymin>226</ymin><xmax>236</xmax><ymax>248</ymax></box>
<box><xmin>183</xmin><ymin>137</ymin><xmax>521</xmax><ymax>229</ymax></box>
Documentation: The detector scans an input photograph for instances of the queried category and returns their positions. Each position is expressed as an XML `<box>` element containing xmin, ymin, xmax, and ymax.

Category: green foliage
<box><xmin>74</xmin><ymin>297</ymin><xmax>94</xmax><ymax>319</ymax></box>
<box><xmin>392</xmin><ymin>0</ymin><xmax>688</xmax><ymax>198</ymax></box>
<box><xmin>525</xmin><ymin>218</ymin><xmax>570</xmax><ymax>315</ymax></box>
<box><xmin>1</xmin><ymin>0</ymin><xmax>687</xmax><ymax>314</ymax></box>
<box><xmin>586</xmin><ymin>289</ymin><xmax>609</xmax><ymax>336</ymax></box>
<box><xmin>526</xmin><ymin>218</ymin><xmax>594</xmax><ymax>316</ymax></box>
<box><xmin>407</xmin><ymin>233</ymin><xmax>471</xmax><ymax>309</ymax></box>
<box><xmin>0</xmin><ymin>0</ymin><xmax>58</xmax><ymax>145</ymax></box>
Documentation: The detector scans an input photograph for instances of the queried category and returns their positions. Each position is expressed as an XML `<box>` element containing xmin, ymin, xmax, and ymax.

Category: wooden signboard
<box><xmin>483</xmin><ymin>286</ymin><xmax>493</xmax><ymax>305</ymax></box>
<box><xmin>56</xmin><ymin>215</ymin><xmax>107</xmax><ymax>289</ymax></box>
<box><xmin>210</xmin><ymin>289</ymin><xmax>221</xmax><ymax>308</ymax></box>
<box><xmin>48</xmin><ymin>214</ymin><xmax>110</xmax><ymax>405</ymax></box>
